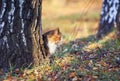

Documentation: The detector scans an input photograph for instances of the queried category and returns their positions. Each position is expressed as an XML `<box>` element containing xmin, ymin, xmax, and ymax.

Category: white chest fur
<box><xmin>48</xmin><ymin>41</ymin><xmax>57</xmax><ymax>54</ymax></box>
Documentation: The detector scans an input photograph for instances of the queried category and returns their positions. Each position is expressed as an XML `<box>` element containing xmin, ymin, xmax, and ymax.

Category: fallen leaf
<box><xmin>28</xmin><ymin>74</ymin><xmax>35</xmax><ymax>79</ymax></box>
<box><xmin>100</xmin><ymin>60</ymin><xmax>107</xmax><ymax>67</ymax></box>
<box><xmin>69</xmin><ymin>72</ymin><xmax>76</xmax><ymax>78</ymax></box>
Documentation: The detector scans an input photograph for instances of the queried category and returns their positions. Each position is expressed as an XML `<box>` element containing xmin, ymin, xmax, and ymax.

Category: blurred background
<box><xmin>42</xmin><ymin>0</ymin><xmax>102</xmax><ymax>42</ymax></box>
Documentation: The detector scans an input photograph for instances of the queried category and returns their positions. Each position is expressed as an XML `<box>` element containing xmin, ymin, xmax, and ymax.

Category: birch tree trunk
<box><xmin>97</xmin><ymin>0</ymin><xmax>120</xmax><ymax>38</ymax></box>
<box><xmin>116</xmin><ymin>4</ymin><xmax>120</xmax><ymax>38</ymax></box>
<box><xmin>0</xmin><ymin>0</ymin><xmax>46</xmax><ymax>70</ymax></box>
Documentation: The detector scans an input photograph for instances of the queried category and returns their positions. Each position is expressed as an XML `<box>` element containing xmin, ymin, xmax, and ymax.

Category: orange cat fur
<box><xmin>43</xmin><ymin>28</ymin><xmax>62</xmax><ymax>55</ymax></box>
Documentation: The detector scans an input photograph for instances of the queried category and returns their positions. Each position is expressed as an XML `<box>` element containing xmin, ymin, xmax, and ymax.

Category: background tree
<box><xmin>97</xmin><ymin>0</ymin><xmax>120</xmax><ymax>38</ymax></box>
<box><xmin>0</xmin><ymin>0</ymin><xmax>46</xmax><ymax>70</ymax></box>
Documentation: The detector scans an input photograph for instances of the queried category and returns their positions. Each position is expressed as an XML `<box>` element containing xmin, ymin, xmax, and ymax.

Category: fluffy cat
<box><xmin>43</xmin><ymin>28</ymin><xmax>62</xmax><ymax>56</ymax></box>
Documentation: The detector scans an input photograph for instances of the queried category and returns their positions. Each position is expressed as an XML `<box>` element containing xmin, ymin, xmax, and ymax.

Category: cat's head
<box><xmin>47</xmin><ymin>28</ymin><xmax>62</xmax><ymax>45</ymax></box>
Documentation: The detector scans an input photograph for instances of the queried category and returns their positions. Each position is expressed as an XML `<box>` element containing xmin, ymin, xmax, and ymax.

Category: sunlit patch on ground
<box><xmin>83</xmin><ymin>32</ymin><xmax>116</xmax><ymax>52</ymax></box>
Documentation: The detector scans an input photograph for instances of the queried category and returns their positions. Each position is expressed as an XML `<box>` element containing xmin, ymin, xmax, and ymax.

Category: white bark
<box><xmin>100</xmin><ymin>0</ymin><xmax>119</xmax><ymax>25</ymax></box>
<box><xmin>97</xmin><ymin>0</ymin><xmax>120</xmax><ymax>37</ymax></box>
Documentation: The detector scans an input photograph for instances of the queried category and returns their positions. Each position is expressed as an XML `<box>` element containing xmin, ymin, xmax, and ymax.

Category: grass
<box><xmin>1</xmin><ymin>34</ymin><xmax>120</xmax><ymax>80</ymax></box>
<box><xmin>57</xmin><ymin>12</ymin><xmax>100</xmax><ymax>21</ymax></box>
<box><xmin>42</xmin><ymin>13</ymin><xmax>99</xmax><ymax>42</ymax></box>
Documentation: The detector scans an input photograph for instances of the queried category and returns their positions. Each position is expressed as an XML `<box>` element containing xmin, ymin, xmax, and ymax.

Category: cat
<box><xmin>42</xmin><ymin>28</ymin><xmax>62</xmax><ymax>56</ymax></box>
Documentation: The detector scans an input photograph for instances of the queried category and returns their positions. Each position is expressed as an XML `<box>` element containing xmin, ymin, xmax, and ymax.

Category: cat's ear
<box><xmin>54</xmin><ymin>28</ymin><xmax>60</xmax><ymax>34</ymax></box>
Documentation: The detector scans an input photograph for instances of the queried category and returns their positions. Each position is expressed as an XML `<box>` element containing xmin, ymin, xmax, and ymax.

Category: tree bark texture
<box><xmin>97</xmin><ymin>0</ymin><xmax>120</xmax><ymax>38</ymax></box>
<box><xmin>116</xmin><ymin>4</ymin><xmax>120</xmax><ymax>32</ymax></box>
<box><xmin>0</xmin><ymin>0</ymin><xmax>45</xmax><ymax>70</ymax></box>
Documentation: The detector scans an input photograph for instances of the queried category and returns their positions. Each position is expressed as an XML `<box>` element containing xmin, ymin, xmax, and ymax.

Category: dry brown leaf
<box><xmin>69</xmin><ymin>72</ymin><xmax>76</xmax><ymax>78</ymax></box>
<box><xmin>36</xmin><ymin>76</ymin><xmax>42</xmax><ymax>81</ymax></box>
<box><xmin>28</xmin><ymin>74</ymin><xmax>35</xmax><ymax>79</ymax></box>
<box><xmin>100</xmin><ymin>60</ymin><xmax>107</xmax><ymax>67</ymax></box>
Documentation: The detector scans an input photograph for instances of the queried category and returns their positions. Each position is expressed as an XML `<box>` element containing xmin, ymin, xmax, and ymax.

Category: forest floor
<box><xmin>1</xmin><ymin>0</ymin><xmax>120</xmax><ymax>81</ymax></box>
